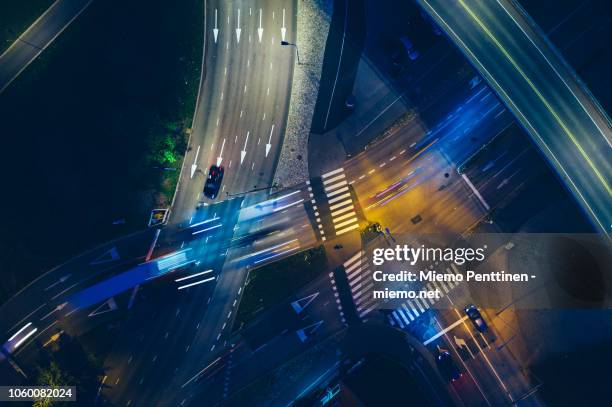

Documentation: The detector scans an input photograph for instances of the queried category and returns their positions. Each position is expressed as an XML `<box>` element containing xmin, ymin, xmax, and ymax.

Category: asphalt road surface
<box><xmin>101</xmin><ymin>0</ymin><xmax>298</xmax><ymax>405</ymax></box>
<box><xmin>0</xmin><ymin>0</ymin><xmax>92</xmax><ymax>93</ymax></box>
<box><xmin>419</xmin><ymin>0</ymin><xmax>611</xmax><ymax>235</ymax></box>
<box><xmin>177</xmin><ymin>80</ymin><xmax>541</xmax><ymax>404</ymax></box>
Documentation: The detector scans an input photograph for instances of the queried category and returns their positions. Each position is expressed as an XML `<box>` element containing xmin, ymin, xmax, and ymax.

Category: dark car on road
<box><xmin>465</xmin><ymin>304</ymin><xmax>488</xmax><ymax>332</ymax></box>
<box><xmin>436</xmin><ymin>350</ymin><xmax>462</xmax><ymax>382</ymax></box>
<box><xmin>204</xmin><ymin>165</ymin><xmax>224</xmax><ymax>199</ymax></box>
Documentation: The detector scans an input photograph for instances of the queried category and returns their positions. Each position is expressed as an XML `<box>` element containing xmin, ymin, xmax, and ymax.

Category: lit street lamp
<box><xmin>280</xmin><ymin>40</ymin><xmax>301</xmax><ymax>64</ymax></box>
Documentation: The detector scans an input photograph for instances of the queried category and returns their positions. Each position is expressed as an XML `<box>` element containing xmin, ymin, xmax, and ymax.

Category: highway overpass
<box><xmin>419</xmin><ymin>0</ymin><xmax>611</xmax><ymax>234</ymax></box>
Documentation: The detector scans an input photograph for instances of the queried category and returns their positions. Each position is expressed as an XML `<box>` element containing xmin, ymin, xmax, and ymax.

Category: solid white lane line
<box><xmin>422</xmin><ymin>316</ymin><xmax>468</xmax><ymax>345</ymax></box>
<box><xmin>13</xmin><ymin>328</ymin><xmax>38</xmax><ymax>349</ymax></box>
<box><xmin>175</xmin><ymin>270</ymin><xmax>213</xmax><ymax>282</ymax></box>
<box><xmin>188</xmin><ymin>216</ymin><xmax>219</xmax><ymax>228</ymax></box>
<box><xmin>8</xmin><ymin>322</ymin><xmax>32</xmax><ymax>342</ymax></box>
<box><xmin>178</xmin><ymin>277</ymin><xmax>215</xmax><ymax>290</ymax></box>
<box><xmin>192</xmin><ymin>224</ymin><xmax>222</xmax><ymax>235</ymax></box>
<box><xmin>51</xmin><ymin>282</ymin><xmax>78</xmax><ymax>300</ymax></box>
<box><xmin>272</xmin><ymin>199</ymin><xmax>304</xmax><ymax>212</ymax></box>
<box><xmin>323</xmin><ymin>0</ymin><xmax>348</xmax><ymax>130</ymax></box>
<box><xmin>461</xmin><ymin>173</ymin><xmax>490</xmax><ymax>210</ymax></box>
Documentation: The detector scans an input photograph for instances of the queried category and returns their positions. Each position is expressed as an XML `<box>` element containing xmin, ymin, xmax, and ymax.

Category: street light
<box><xmin>225</xmin><ymin>183</ymin><xmax>279</xmax><ymax>197</ymax></box>
<box><xmin>280</xmin><ymin>40</ymin><xmax>301</xmax><ymax>64</ymax></box>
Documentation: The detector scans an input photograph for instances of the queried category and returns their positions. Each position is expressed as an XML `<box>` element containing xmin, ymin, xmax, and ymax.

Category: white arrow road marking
<box><xmin>190</xmin><ymin>145</ymin><xmax>200</xmax><ymax>178</ymax></box>
<box><xmin>235</xmin><ymin>9</ymin><xmax>241</xmax><ymax>43</ymax></box>
<box><xmin>217</xmin><ymin>138</ymin><xmax>226</xmax><ymax>166</ymax></box>
<box><xmin>257</xmin><ymin>9</ymin><xmax>263</xmax><ymax>42</ymax></box>
<box><xmin>281</xmin><ymin>9</ymin><xmax>286</xmax><ymax>41</ymax></box>
<box><xmin>213</xmin><ymin>9</ymin><xmax>219</xmax><ymax>43</ymax></box>
<box><xmin>89</xmin><ymin>247</ymin><xmax>120</xmax><ymax>265</ymax></box>
<box><xmin>88</xmin><ymin>298</ymin><xmax>118</xmax><ymax>317</ymax></box>
<box><xmin>241</xmin><ymin>131</ymin><xmax>250</xmax><ymax>164</ymax></box>
<box><xmin>265</xmin><ymin>124</ymin><xmax>274</xmax><ymax>157</ymax></box>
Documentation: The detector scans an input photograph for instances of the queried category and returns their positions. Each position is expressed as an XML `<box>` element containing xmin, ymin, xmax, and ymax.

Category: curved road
<box><xmin>419</xmin><ymin>0</ymin><xmax>611</xmax><ymax>234</ymax></box>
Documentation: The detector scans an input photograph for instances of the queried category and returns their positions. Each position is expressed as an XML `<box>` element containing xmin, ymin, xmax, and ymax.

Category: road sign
<box><xmin>148</xmin><ymin>208</ymin><xmax>168</xmax><ymax>227</ymax></box>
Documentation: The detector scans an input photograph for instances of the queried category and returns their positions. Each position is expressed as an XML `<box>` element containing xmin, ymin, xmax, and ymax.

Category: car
<box><xmin>469</xmin><ymin>75</ymin><xmax>482</xmax><ymax>89</ymax></box>
<box><xmin>203</xmin><ymin>165</ymin><xmax>224</xmax><ymax>199</ymax></box>
<box><xmin>436</xmin><ymin>350</ymin><xmax>462</xmax><ymax>382</ymax></box>
<box><xmin>390</xmin><ymin>36</ymin><xmax>419</xmax><ymax>73</ymax></box>
<box><xmin>399</xmin><ymin>36</ymin><xmax>419</xmax><ymax>61</ymax></box>
<box><xmin>465</xmin><ymin>304</ymin><xmax>488</xmax><ymax>332</ymax></box>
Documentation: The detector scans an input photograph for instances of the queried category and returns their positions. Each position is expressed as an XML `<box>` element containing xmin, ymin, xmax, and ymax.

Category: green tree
<box><xmin>34</xmin><ymin>360</ymin><xmax>74</xmax><ymax>407</ymax></box>
<box><xmin>34</xmin><ymin>334</ymin><xmax>104</xmax><ymax>406</ymax></box>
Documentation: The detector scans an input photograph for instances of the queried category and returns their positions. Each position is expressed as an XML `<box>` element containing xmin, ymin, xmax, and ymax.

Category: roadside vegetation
<box><xmin>33</xmin><ymin>334</ymin><xmax>104</xmax><ymax>406</ymax></box>
<box><xmin>0</xmin><ymin>0</ymin><xmax>54</xmax><ymax>54</ymax></box>
<box><xmin>0</xmin><ymin>0</ymin><xmax>202</xmax><ymax>304</ymax></box>
<box><xmin>234</xmin><ymin>246</ymin><xmax>328</xmax><ymax>330</ymax></box>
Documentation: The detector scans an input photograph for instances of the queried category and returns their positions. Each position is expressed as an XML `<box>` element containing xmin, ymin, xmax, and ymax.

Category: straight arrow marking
<box><xmin>265</xmin><ymin>124</ymin><xmax>274</xmax><ymax>157</ymax></box>
<box><xmin>257</xmin><ymin>9</ymin><xmax>263</xmax><ymax>42</ymax></box>
<box><xmin>236</xmin><ymin>9</ymin><xmax>241</xmax><ymax>43</ymax></box>
<box><xmin>241</xmin><ymin>131</ymin><xmax>250</xmax><ymax>164</ymax></box>
<box><xmin>190</xmin><ymin>145</ymin><xmax>201</xmax><ymax>178</ymax></box>
<box><xmin>214</xmin><ymin>10</ymin><xmax>219</xmax><ymax>43</ymax></box>
<box><xmin>213</xmin><ymin>9</ymin><xmax>219</xmax><ymax>43</ymax></box>
<box><xmin>217</xmin><ymin>138</ymin><xmax>226</xmax><ymax>166</ymax></box>
<box><xmin>281</xmin><ymin>9</ymin><xmax>286</xmax><ymax>41</ymax></box>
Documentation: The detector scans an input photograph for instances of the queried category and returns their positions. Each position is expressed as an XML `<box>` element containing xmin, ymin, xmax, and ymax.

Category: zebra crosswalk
<box><xmin>342</xmin><ymin>252</ymin><xmax>378</xmax><ymax>319</ymax></box>
<box><xmin>327</xmin><ymin>271</ymin><xmax>346</xmax><ymax>325</ymax></box>
<box><xmin>338</xmin><ymin>251</ymin><xmax>465</xmax><ymax>327</ymax></box>
<box><xmin>321</xmin><ymin>168</ymin><xmax>359</xmax><ymax>237</ymax></box>
<box><xmin>307</xmin><ymin>167</ymin><xmax>360</xmax><ymax>241</ymax></box>
<box><xmin>388</xmin><ymin>264</ymin><xmax>463</xmax><ymax>329</ymax></box>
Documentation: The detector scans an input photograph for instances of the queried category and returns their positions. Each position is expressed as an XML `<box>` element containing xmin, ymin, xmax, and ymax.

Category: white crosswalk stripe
<box><xmin>402</xmin><ymin>304</ymin><xmax>415</xmax><ymax>321</ymax></box>
<box><xmin>321</xmin><ymin>167</ymin><xmax>359</xmax><ymax>236</ymax></box>
<box><xmin>306</xmin><ymin>183</ymin><xmax>327</xmax><ymax>242</ymax></box>
<box><xmin>326</xmin><ymin>186</ymin><xmax>349</xmax><ymax>198</ymax></box>
<box><xmin>321</xmin><ymin>167</ymin><xmax>344</xmax><ymax>179</ymax></box>
<box><xmin>340</xmin><ymin>251</ymin><xmax>378</xmax><ymax>319</ymax></box>
<box><xmin>391</xmin><ymin>312</ymin><xmax>402</xmax><ymax>327</ymax></box>
<box><xmin>327</xmin><ymin>271</ymin><xmax>345</xmax><ymax>325</ymax></box>
<box><xmin>398</xmin><ymin>309</ymin><xmax>411</xmax><ymax>325</ymax></box>
<box><xmin>340</xmin><ymin>254</ymin><xmax>467</xmax><ymax>325</ymax></box>
<box><xmin>387</xmin><ymin>265</ymin><xmax>463</xmax><ymax>331</ymax></box>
